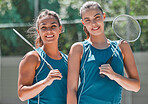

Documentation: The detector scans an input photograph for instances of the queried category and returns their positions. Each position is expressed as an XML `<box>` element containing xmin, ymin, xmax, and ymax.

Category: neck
<box><xmin>88</xmin><ymin>34</ymin><xmax>110</xmax><ymax>49</ymax></box>
<box><xmin>42</xmin><ymin>43</ymin><xmax>62</xmax><ymax>60</ymax></box>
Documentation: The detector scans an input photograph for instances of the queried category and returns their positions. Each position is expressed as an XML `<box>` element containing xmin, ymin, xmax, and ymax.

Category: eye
<box><xmin>41</xmin><ymin>26</ymin><xmax>47</xmax><ymax>30</ymax></box>
<box><xmin>95</xmin><ymin>16</ymin><xmax>101</xmax><ymax>20</ymax></box>
<box><xmin>84</xmin><ymin>19</ymin><xmax>90</xmax><ymax>23</ymax></box>
<box><xmin>51</xmin><ymin>25</ymin><xmax>57</xmax><ymax>29</ymax></box>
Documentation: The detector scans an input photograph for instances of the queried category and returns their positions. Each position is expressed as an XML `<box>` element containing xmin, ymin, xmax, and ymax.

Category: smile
<box><xmin>46</xmin><ymin>35</ymin><xmax>54</xmax><ymax>38</ymax></box>
<box><xmin>92</xmin><ymin>26</ymin><xmax>100</xmax><ymax>31</ymax></box>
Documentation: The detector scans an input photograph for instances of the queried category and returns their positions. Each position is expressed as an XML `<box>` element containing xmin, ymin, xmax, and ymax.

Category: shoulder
<box><xmin>119</xmin><ymin>40</ymin><xmax>131</xmax><ymax>50</ymax></box>
<box><xmin>70</xmin><ymin>42</ymin><xmax>83</xmax><ymax>53</ymax></box>
<box><xmin>118</xmin><ymin>40</ymin><xmax>132</xmax><ymax>59</ymax></box>
<box><xmin>24</xmin><ymin>51</ymin><xmax>40</xmax><ymax>61</ymax></box>
<box><xmin>68</xmin><ymin>42</ymin><xmax>84</xmax><ymax>59</ymax></box>
<box><xmin>20</xmin><ymin>51</ymin><xmax>40</xmax><ymax>69</ymax></box>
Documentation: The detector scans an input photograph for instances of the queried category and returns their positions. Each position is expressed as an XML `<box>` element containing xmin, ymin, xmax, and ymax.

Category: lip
<box><xmin>45</xmin><ymin>35</ymin><xmax>54</xmax><ymax>40</ymax></box>
<box><xmin>91</xmin><ymin>26</ymin><xmax>100</xmax><ymax>31</ymax></box>
<box><xmin>46</xmin><ymin>35</ymin><xmax>54</xmax><ymax>38</ymax></box>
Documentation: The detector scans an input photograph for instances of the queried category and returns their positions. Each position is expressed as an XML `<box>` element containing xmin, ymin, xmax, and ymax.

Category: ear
<box><xmin>81</xmin><ymin>19</ymin><xmax>85</xmax><ymax>25</ymax></box>
<box><xmin>36</xmin><ymin>29</ymin><xmax>40</xmax><ymax>35</ymax></box>
<box><xmin>103</xmin><ymin>12</ymin><xmax>106</xmax><ymax>19</ymax></box>
<box><xmin>59</xmin><ymin>26</ymin><xmax>62</xmax><ymax>33</ymax></box>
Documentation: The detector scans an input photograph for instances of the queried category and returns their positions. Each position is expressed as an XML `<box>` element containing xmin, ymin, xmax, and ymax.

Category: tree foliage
<box><xmin>0</xmin><ymin>0</ymin><xmax>148</xmax><ymax>56</ymax></box>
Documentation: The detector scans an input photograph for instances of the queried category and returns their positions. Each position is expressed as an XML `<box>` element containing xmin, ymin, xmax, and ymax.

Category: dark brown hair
<box><xmin>27</xmin><ymin>9</ymin><xmax>62</xmax><ymax>48</ymax></box>
<box><xmin>80</xmin><ymin>1</ymin><xmax>103</xmax><ymax>39</ymax></box>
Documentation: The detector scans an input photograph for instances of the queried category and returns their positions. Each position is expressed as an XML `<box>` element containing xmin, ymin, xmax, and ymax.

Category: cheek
<box><xmin>54</xmin><ymin>28</ymin><xmax>61</xmax><ymax>34</ymax></box>
<box><xmin>39</xmin><ymin>31</ymin><xmax>45</xmax><ymax>36</ymax></box>
<box><xmin>84</xmin><ymin>23</ymin><xmax>91</xmax><ymax>29</ymax></box>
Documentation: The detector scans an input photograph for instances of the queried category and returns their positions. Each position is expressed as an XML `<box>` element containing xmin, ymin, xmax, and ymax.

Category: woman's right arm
<box><xmin>67</xmin><ymin>42</ymin><xmax>83</xmax><ymax>104</ymax></box>
<box><xmin>18</xmin><ymin>51</ymin><xmax>62</xmax><ymax>101</ymax></box>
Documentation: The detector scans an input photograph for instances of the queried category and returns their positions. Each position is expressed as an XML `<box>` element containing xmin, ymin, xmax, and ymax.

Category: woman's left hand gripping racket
<box><xmin>100</xmin><ymin>14</ymin><xmax>141</xmax><ymax>78</ymax></box>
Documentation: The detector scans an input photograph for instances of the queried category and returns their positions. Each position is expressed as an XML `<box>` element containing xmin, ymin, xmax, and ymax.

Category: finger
<box><xmin>100</xmin><ymin>68</ymin><xmax>110</xmax><ymax>74</ymax></box>
<box><xmin>51</xmin><ymin>76</ymin><xmax>62</xmax><ymax>79</ymax></box>
<box><xmin>50</xmin><ymin>72</ymin><xmax>62</xmax><ymax>75</ymax></box>
<box><xmin>50</xmin><ymin>70</ymin><xmax>61</xmax><ymax>75</ymax></box>
<box><xmin>52</xmin><ymin>77</ymin><xmax>62</xmax><ymax>80</ymax></box>
<box><xmin>101</xmin><ymin>64</ymin><xmax>110</xmax><ymax>67</ymax></box>
<box><xmin>50</xmin><ymin>72</ymin><xmax>61</xmax><ymax>75</ymax></box>
<box><xmin>53</xmin><ymin>69</ymin><xmax>60</xmax><ymax>72</ymax></box>
<box><xmin>100</xmin><ymin>70</ymin><xmax>109</xmax><ymax>75</ymax></box>
<box><xmin>99</xmin><ymin>67</ymin><xmax>108</xmax><ymax>70</ymax></box>
<box><xmin>50</xmin><ymin>69</ymin><xmax>60</xmax><ymax>73</ymax></box>
<box><xmin>100</xmin><ymin>69</ymin><xmax>108</xmax><ymax>73</ymax></box>
<box><xmin>50</xmin><ymin>73</ymin><xmax>62</xmax><ymax>77</ymax></box>
<box><xmin>50</xmin><ymin>75</ymin><xmax>63</xmax><ymax>78</ymax></box>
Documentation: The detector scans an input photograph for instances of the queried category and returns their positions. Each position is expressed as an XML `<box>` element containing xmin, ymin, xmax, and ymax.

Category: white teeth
<box><xmin>93</xmin><ymin>27</ymin><xmax>99</xmax><ymax>30</ymax></box>
<box><xmin>46</xmin><ymin>35</ymin><xmax>54</xmax><ymax>38</ymax></box>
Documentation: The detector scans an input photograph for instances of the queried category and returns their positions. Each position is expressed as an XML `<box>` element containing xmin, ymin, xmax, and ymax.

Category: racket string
<box><xmin>112</xmin><ymin>15</ymin><xmax>141</xmax><ymax>42</ymax></box>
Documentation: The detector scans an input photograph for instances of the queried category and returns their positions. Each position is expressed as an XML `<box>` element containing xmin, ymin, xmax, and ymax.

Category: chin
<box><xmin>91</xmin><ymin>32</ymin><xmax>101</xmax><ymax>36</ymax></box>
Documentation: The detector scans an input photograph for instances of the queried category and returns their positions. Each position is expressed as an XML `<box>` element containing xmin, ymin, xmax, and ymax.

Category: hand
<box><xmin>44</xmin><ymin>69</ymin><xmax>63</xmax><ymax>86</ymax></box>
<box><xmin>99</xmin><ymin>64</ymin><xmax>117</xmax><ymax>80</ymax></box>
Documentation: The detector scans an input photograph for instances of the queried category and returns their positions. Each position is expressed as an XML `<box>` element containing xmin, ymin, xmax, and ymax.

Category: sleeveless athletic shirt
<box><xmin>28</xmin><ymin>47</ymin><xmax>68</xmax><ymax>104</ymax></box>
<box><xmin>77</xmin><ymin>40</ymin><xmax>124</xmax><ymax>104</ymax></box>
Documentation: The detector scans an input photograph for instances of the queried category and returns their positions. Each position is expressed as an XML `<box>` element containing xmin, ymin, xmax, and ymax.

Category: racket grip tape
<box><xmin>100</xmin><ymin>74</ymin><xmax>105</xmax><ymax>78</ymax></box>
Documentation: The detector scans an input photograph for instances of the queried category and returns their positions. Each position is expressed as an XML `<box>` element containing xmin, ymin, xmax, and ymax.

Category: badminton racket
<box><xmin>100</xmin><ymin>14</ymin><xmax>141</xmax><ymax>78</ymax></box>
<box><xmin>13</xmin><ymin>29</ymin><xmax>53</xmax><ymax>71</ymax></box>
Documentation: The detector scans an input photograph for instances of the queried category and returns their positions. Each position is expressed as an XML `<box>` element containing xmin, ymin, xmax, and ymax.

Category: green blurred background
<box><xmin>0</xmin><ymin>0</ymin><xmax>148</xmax><ymax>56</ymax></box>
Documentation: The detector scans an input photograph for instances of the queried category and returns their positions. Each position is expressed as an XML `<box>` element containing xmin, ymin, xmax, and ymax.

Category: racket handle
<box><xmin>100</xmin><ymin>56</ymin><xmax>113</xmax><ymax>78</ymax></box>
<box><xmin>100</xmin><ymin>74</ymin><xmax>105</xmax><ymax>78</ymax></box>
<box><xmin>47</xmin><ymin>64</ymin><xmax>52</xmax><ymax>71</ymax></box>
<box><xmin>106</xmin><ymin>55</ymin><xmax>113</xmax><ymax>64</ymax></box>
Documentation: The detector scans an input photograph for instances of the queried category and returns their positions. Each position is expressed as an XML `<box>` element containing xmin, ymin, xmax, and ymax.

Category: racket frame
<box><xmin>100</xmin><ymin>14</ymin><xmax>141</xmax><ymax>78</ymax></box>
<box><xmin>112</xmin><ymin>14</ymin><xmax>141</xmax><ymax>42</ymax></box>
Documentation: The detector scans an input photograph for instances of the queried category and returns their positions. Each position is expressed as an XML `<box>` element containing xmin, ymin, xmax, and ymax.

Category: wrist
<box><xmin>41</xmin><ymin>79</ymin><xmax>48</xmax><ymax>87</ymax></box>
<box><xmin>113</xmin><ymin>73</ymin><xmax>121</xmax><ymax>81</ymax></box>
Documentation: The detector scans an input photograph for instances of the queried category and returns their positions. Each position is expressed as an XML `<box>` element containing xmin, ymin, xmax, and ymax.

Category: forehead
<box><xmin>81</xmin><ymin>8</ymin><xmax>102</xmax><ymax>19</ymax></box>
<box><xmin>38</xmin><ymin>15</ymin><xmax>58</xmax><ymax>25</ymax></box>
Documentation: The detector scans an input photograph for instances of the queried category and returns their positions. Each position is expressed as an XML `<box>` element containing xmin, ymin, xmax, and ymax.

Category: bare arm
<box><xmin>18</xmin><ymin>51</ymin><xmax>62</xmax><ymax>101</ymax></box>
<box><xmin>100</xmin><ymin>41</ymin><xmax>140</xmax><ymax>92</ymax></box>
<box><xmin>67</xmin><ymin>42</ymin><xmax>83</xmax><ymax>104</ymax></box>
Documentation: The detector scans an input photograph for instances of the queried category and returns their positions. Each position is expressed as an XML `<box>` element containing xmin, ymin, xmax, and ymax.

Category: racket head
<box><xmin>112</xmin><ymin>14</ymin><xmax>141</xmax><ymax>42</ymax></box>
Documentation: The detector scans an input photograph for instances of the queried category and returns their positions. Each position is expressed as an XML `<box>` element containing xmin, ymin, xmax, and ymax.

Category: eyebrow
<box><xmin>39</xmin><ymin>22</ymin><xmax>58</xmax><ymax>26</ymax></box>
<box><xmin>83</xmin><ymin>17</ymin><xmax>89</xmax><ymax>20</ymax></box>
<box><xmin>51</xmin><ymin>22</ymin><xmax>58</xmax><ymax>24</ymax></box>
<box><xmin>83</xmin><ymin>13</ymin><xmax>101</xmax><ymax>20</ymax></box>
<box><xmin>94</xmin><ymin>13</ymin><xmax>101</xmax><ymax>17</ymax></box>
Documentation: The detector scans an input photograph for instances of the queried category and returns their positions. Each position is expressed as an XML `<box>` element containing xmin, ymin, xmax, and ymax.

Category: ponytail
<box><xmin>83</xmin><ymin>26</ymin><xmax>90</xmax><ymax>40</ymax></box>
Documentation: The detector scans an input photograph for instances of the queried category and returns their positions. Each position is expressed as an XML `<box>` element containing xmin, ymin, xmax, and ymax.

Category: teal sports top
<box><xmin>28</xmin><ymin>48</ymin><xmax>68</xmax><ymax>104</ymax></box>
<box><xmin>77</xmin><ymin>40</ymin><xmax>124</xmax><ymax>104</ymax></box>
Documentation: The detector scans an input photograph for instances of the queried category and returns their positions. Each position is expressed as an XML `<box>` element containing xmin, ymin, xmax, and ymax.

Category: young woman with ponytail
<box><xmin>18</xmin><ymin>9</ymin><xmax>68</xmax><ymax>104</ymax></box>
<box><xmin>67</xmin><ymin>1</ymin><xmax>140</xmax><ymax>104</ymax></box>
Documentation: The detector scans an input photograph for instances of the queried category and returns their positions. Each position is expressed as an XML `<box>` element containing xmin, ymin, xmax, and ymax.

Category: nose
<box><xmin>46</xmin><ymin>27</ymin><xmax>52</xmax><ymax>32</ymax></box>
<box><xmin>47</xmin><ymin>27</ymin><xmax>52</xmax><ymax>31</ymax></box>
<box><xmin>91</xmin><ymin>20</ymin><xmax>97</xmax><ymax>26</ymax></box>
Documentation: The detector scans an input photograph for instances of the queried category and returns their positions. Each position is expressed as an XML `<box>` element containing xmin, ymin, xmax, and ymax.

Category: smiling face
<box><xmin>81</xmin><ymin>8</ymin><xmax>105</xmax><ymax>37</ymax></box>
<box><xmin>38</xmin><ymin>15</ymin><xmax>62</xmax><ymax>44</ymax></box>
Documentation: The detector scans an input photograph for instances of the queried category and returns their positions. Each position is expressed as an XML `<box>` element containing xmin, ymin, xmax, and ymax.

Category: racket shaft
<box><xmin>13</xmin><ymin>29</ymin><xmax>35</xmax><ymax>49</ymax></box>
<box><xmin>13</xmin><ymin>29</ymin><xmax>53</xmax><ymax>70</ymax></box>
<box><xmin>106</xmin><ymin>55</ymin><xmax>113</xmax><ymax>64</ymax></box>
